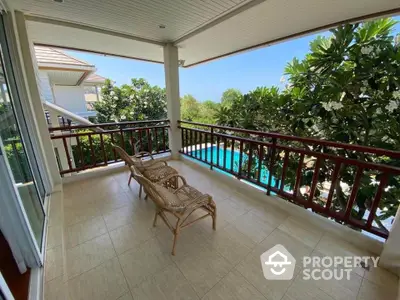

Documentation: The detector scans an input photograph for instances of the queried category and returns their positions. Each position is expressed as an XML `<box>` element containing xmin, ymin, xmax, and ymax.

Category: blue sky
<box><xmin>67</xmin><ymin>17</ymin><xmax>400</xmax><ymax>103</ymax></box>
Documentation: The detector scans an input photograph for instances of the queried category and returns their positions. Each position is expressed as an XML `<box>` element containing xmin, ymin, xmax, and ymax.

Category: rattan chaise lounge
<box><xmin>130</xmin><ymin>165</ymin><xmax>217</xmax><ymax>255</ymax></box>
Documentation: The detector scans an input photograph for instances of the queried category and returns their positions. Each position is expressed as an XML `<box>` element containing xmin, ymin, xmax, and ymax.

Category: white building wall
<box><xmin>38</xmin><ymin>70</ymin><xmax>54</xmax><ymax>102</ymax></box>
<box><xmin>52</xmin><ymin>85</ymin><xmax>88</xmax><ymax>114</ymax></box>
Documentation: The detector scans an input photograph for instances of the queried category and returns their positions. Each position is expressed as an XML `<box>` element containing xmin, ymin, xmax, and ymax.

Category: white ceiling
<box><xmin>8</xmin><ymin>0</ymin><xmax>400</xmax><ymax>67</ymax></box>
<box><xmin>11</xmin><ymin>0</ymin><xmax>252</xmax><ymax>42</ymax></box>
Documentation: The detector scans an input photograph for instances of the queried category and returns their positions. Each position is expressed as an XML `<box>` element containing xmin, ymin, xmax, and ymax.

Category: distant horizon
<box><xmin>66</xmin><ymin>16</ymin><xmax>400</xmax><ymax>103</ymax></box>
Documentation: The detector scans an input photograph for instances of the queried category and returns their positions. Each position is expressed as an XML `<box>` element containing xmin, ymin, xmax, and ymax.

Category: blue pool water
<box><xmin>189</xmin><ymin>146</ymin><xmax>278</xmax><ymax>189</ymax></box>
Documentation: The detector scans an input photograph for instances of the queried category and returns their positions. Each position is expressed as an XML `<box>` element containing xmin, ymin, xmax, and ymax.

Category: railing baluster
<box><xmin>223</xmin><ymin>138</ymin><xmax>227</xmax><ymax>170</ymax></box>
<box><xmin>216</xmin><ymin>135</ymin><xmax>220</xmax><ymax>167</ymax></box>
<box><xmin>185</xmin><ymin>128</ymin><xmax>188</xmax><ymax>155</ymax></box>
<box><xmin>190</xmin><ymin>130</ymin><xmax>193</xmax><ymax>156</ymax></box>
<box><xmin>293</xmin><ymin>153</ymin><xmax>305</xmax><ymax>197</ymax></box>
<box><xmin>267</xmin><ymin>138</ymin><xmax>277</xmax><ymax>195</ymax></box>
<box><xmin>180</xmin><ymin>126</ymin><xmax>184</xmax><ymax>153</ymax></box>
<box><xmin>280</xmin><ymin>151</ymin><xmax>289</xmax><ymax>192</ymax></box>
<box><xmin>147</xmin><ymin>128</ymin><xmax>152</xmax><ymax>153</ymax></box>
<box><xmin>257</xmin><ymin>144</ymin><xmax>263</xmax><ymax>184</ymax></box>
<box><xmin>99</xmin><ymin>133</ymin><xmax>107</xmax><ymax>165</ymax></box>
<box><xmin>210</xmin><ymin>127</ymin><xmax>214</xmax><ymax>170</ymax></box>
<box><xmin>308</xmin><ymin>157</ymin><xmax>322</xmax><ymax>203</ymax></box>
<box><xmin>62</xmin><ymin>137</ymin><xmax>73</xmax><ymax>171</ymax></box>
<box><xmin>76</xmin><ymin>136</ymin><xmax>84</xmax><ymax>168</ymax></box>
<box><xmin>366</xmin><ymin>173</ymin><xmax>390</xmax><ymax>228</ymax></box>
<box><xmin>154</xmin><ymin>128</ymin><xmax>158</xmax><ymax>153</ymax></box>
<box><xmin>247</xmin><ymin>143</ymin><xmax>253</xmax><ymax>179</ymax></box>
<box><xmin>129</xmin><ymin>130</ymin><xmax>135</xmax><ymax>155</ymax></box>
<box><xmin>119</xmin><ymin>126</ymin><xmax>125</xmax><ymax>150</ymax></box>
<box><xmin>199</xmin><ymin>132</ymin><xmax>203</xmax><ymax>161</ymax></box>
<box><xmin>110</xmin><ymin>132</ymin><xmax>117</xmax><ymax>161</ymax></box>
<box><xmin>238</xmin><ymin>140</ymin><xmax>243</xmax><ymax>177</ymax></box>
<box><xmin>194</xmin><ymin>130</ymin><xmax>198</xmax><ymax>158</ymax></box>
<box><xmin>325</xmin><ymin>161</ymin><xmax>342</xmax><ymax>211</ymax></box>
<box><xmin>88</xmin><ymin>134</ymin><xmax>96</xmax><ymax>166</ymax></box>
<box><xmin>344</xmin><ymin>166</ymin><xmax>364</xmax><ymax>220</ymax></box>
<box><xmin>139</xmin><ymin>129</ymin><xmax>143</xmax><ymax>152</ymax></box>
<box><xmin>162</xmin><ymin>127</ymin><xmax>166</xmax><ymax>152</ymax></box>
<box><xmin>231</xmin><ymin>139</ymin><xmax>235</xmax><ymax>173</ymax></box>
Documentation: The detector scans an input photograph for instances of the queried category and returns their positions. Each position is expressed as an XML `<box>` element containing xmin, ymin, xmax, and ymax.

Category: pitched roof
<box><xmin>84</xmin><ymin>73</ymin><xmax>107</xmax><ymax>84</ymax></box>
<box><xmin>34</xmin><ymin>46</ymin><xmax>94</xmax><ymax>68</ymax></box>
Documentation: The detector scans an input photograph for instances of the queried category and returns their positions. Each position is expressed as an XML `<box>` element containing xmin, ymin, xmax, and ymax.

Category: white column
<box><xmin>163</xmin><ymin>44</ymin><xmax>181</xmax><ymax>159</ymax></box>
<box><xmin>380</xmin><ymin>209</ymin><xmax>400</xmax><ymax>269</ymax></box>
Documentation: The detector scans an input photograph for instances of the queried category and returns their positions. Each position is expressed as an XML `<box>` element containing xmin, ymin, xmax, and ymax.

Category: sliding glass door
<box><xmin>0</xmin><ymin>13</ymin><xmax>46</xmax><ymax>261</ymax></box>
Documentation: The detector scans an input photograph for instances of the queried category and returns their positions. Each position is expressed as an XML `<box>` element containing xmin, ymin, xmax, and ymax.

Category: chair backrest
<box><xmin>112</xmin><ymin>144</ymin><xmax>134</xmax><ymax>166</ymax></box>
<box><xmin>130</xmin><ymin>165</ymin><xmax>169</xmax><ymax>208</ymax></box>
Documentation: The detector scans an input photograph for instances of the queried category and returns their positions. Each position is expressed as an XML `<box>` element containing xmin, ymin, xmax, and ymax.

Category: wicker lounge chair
<box><xmin>112</xmin><ymin>144</ymin><xmax>178</xmax><ymax>197</ymax></box>
<box><xmin>130</xmin><ymin>165</ymin><xmax>217</xmax><ymax>255</ymax></box>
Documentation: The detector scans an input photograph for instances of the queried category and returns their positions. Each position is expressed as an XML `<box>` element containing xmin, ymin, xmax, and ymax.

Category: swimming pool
<box><xmin>189</xmin><ymin>145</ymin><xmax>278</xmax><ymax>189</ymax></box>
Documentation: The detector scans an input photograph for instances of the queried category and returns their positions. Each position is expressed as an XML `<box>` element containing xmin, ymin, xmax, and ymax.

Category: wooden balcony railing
<box><xmin>49</xmin><ymin>120</ymin><xmax>170</xmax><ymax>175</ymax></box>
<box><xmin>178</xmin><ymin>120</ymin><xmax>400</xmax><ymax>239</ymax></box>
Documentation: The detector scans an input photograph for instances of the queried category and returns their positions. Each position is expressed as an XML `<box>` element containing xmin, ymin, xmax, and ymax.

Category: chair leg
<box><xmin>128</xmin><ymin>175</ymin><xmax>132</xmax><ymax>186</ymax></box>
<box><xmin>139</xmin><ymin>184</ymin><xmax>143</xmax><ymax>198</ymax></box>
<box><xmin>171</xmin><ymin>219</ymin><xmax>181</xmax><ymax>256</ymax></box>
<box><xmin>212</xmin><ymin>206</ymin><xmax>217</xmax><ymax>231</ymax></box>
<box><xmin>153</xmin><ymin>211</ymin><xmax>158</xmax><ymax>227</ymax></box>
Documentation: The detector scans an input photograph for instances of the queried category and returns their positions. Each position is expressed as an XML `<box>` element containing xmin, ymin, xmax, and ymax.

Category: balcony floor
<box><xmin>45</xmin><ymin>160</ymin><xmax>398</xmax><ymax>300</ymax></box>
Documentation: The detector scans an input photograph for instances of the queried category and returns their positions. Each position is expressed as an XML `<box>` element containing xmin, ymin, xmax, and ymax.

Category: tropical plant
<box><xmin>93</xmin><ymin>78</ymin><xmax>167</xmax><ymax>123</ymax></box>
<box><xmin>216</xmin><ymin>18</ymin><xmax>400</xmax><ymax>231</ymax></box>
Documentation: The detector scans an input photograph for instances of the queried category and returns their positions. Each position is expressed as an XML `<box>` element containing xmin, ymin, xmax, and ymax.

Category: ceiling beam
<box><xmin>174</xmin><ymin>0</ymin><xmax>267</xmax><ymax>45</ymax></box>
<box><xmin>25</xmin><ymin>15</ymin><xmax>165</xmax><ymax>46</ymax></box>
<box><xmin>34</xmin><ymin>43</ymin><xmax>164</xmax><ymax>65</ymax></box>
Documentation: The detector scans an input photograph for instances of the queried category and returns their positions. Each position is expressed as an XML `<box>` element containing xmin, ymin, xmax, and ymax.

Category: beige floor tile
<box><xmin>65</xmin><ymin>233</ymin><xmax>116</xmax><ymax>279</ymax></box>
<box><xmin>357</xmin><ymin>278</ymin><xmax>397</xmax><ymax>300</ymax></box>
<box><xmin>278</xmin><ymin>216</ymin><xmax>324</xmax><ymax>248</ymax></box>
<box><xmin>206</xmin><ymin>225</ymin><xmax>256</xmax><ymax>265</ymax></box>
<box><xmin>363</xmin><ymin>265</ymin><xmax>398</xmax><ymax>290</ymax></box>
<box><xmin>283</xmin><ymin>274</ymin><xmax>335</xmax><ymax>300</ymax></box>
<box><xmin>118</xmin><ymin>237</ymin><xmax>173</xmax><ymax>289</ymax></box>
<box><xmin>202</xmin><ymin>270</ymin><xmax>266</xmax><ymax>300</ymax></box>
<box><xmin>131</xmin><ymin>264</ymin><xmax>199</xmax><ymax>300</ymax></box>
<box><xmin>65</xmin><ymin>216</ymin><xmax>108</xmax><ymax>249</ymax></box>
<box><xmin>232</xmin><ymin>211</ymin><xmax>276</xmax><ymax>243</ymax></box>
<box><xmin>215</xmin><ymin>200</ymin><xmax>248</xmax><ymax>225</ymax></box>
<box><xmin>306</xmin><ymin>250</ymin><xmax>363</xmax><ymax>299</ymax></box>
<box><xmin>315</xmin><ymin>234</ymin><xmax>371</xmax><ymax>258</ymax></box>
<box><xmin>249</xmin><ymin>202</ymin><xmax>290</xmax><ymax>227</ymax></box>
<box><xmin>173</xmin><ymin>245</ymin><xmax>232</xmax><ymax>298</ymax></box>
<box><xmin>48</xmin><ymin>193</ymin><xmax>63</xmax><ymax>228</ymax></box>
<box><xmin>67</xmin><ymin>257</ymin><xmax>128</xmax><ymax>300</ymax></box>
<box><xmin>44</xmin><ymin>276</ymin><xmax>66</xmax><ymax>300</ymax></box>
<box><xmin>117</xmin><ymin>292</ymin><xmax>134</xmax><ymax>300</ymax></box>
<box><xmin>109</xmin><ymin>222</ymin><xmax>155</xmax><ymax>255</ymax></box>
<box><xmin>235</xmin><ymin>245</ymin><xmax>295</xmax><ymax>300</ymax></box>
<box><xmin>64</xmin><ymin>199</ymin><xmax>101</xmax><ymax>226</ymax></box>
<box><xmin>260</xmin><ymin>229</ymin><xmax>314</xmax><ymax>269</ymax></box>
<box><xmin>45</xmin><ymin>245</ymin><xmax>64</xmax><ymax>282</ymax></box>
<box><xmin>95</xmin><ymin>191</ymin><xmax>134</xmax><ymax>214</ymax></box>
<box><xmin>46</xmin><ymin>224</ymin><xmax>63</xmax><ymax>250</ymax></box>
<box><xmin>102</xmin><ymin>202</ymin><xmax>149</xmax><ymax>231</ymax></box>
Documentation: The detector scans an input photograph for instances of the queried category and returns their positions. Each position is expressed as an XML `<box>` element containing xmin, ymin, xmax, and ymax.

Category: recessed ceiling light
<box><xmin>158</xmin><ymin>24</ymin><xmax>166</xmax><ymax>29</ymax></box>
<box><xmin>53</xmin><ymin>0</ymin><xmax>64</xmax><ymax>3</ymax></box>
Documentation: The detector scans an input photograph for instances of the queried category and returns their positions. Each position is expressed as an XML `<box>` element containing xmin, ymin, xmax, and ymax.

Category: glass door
<box><xmin>0</xmin><ymin>17</ymin><xmax>45</xmax><ymax>252</ymax></box>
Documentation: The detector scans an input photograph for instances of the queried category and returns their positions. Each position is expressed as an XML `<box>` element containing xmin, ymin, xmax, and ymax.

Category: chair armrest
<box><xmin>158</xmin><ymin>174</ymin><xmax>187</xmax><ymax>186</ymax></box>
<box><xmin>145</xmin><ymin>160</ymin><xmax>168</xmax><ymax>169</ymax></box>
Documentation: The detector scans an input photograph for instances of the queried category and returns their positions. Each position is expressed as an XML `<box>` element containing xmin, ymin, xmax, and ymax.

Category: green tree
<box><xmin>220</xmin><ymin>88</ymin><xmax>242</xmax><ymax>108</ymax></box>
<box><xmin>94</xmin><ymin>78</ymin><xmax>167</xmax><ymax>123</ymax></box>
<box><xmin>217</xmin><ymin>18</ymin><xmax>400</xmax><ymax>231</ymax></box>
<box><xmin>181</xmin><ymin>94</ymin><xmax>200</xmax><ymax>121</ymax></box>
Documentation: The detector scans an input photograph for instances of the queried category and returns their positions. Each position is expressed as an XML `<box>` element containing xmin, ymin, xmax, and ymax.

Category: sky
<box><xmin>67</xmin><ymin>17</ymin><xmax>400</xmax><ymax>103</ymax></box>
